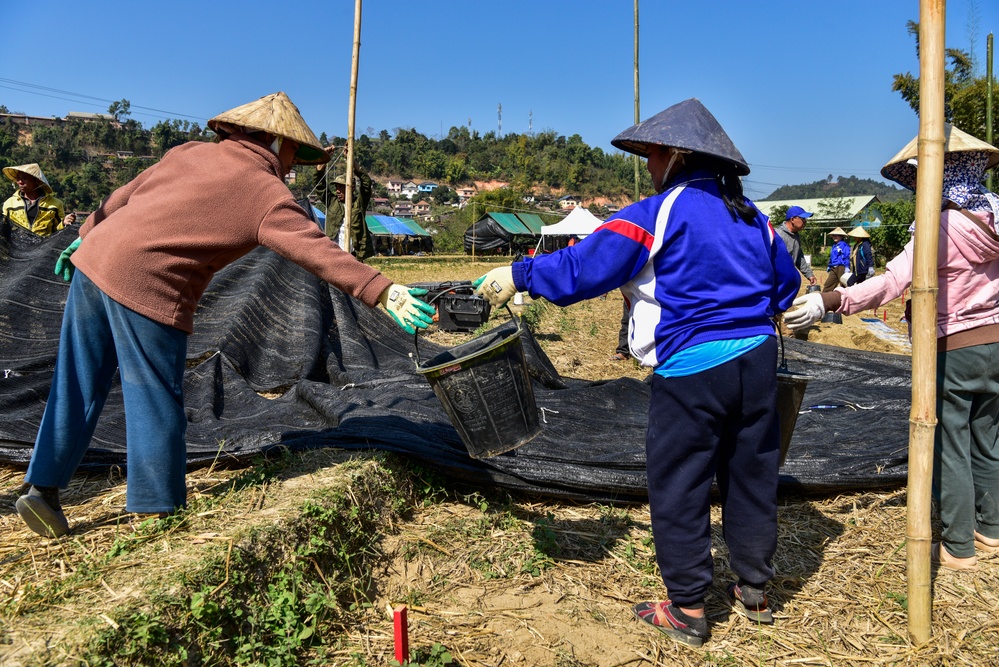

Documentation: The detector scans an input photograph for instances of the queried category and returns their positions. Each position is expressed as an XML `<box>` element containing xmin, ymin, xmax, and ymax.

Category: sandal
<box><xmin>609</xmin><ymin>352</ymin><xmax>629</xmax><ymax>361</ymax></box>
<box><xmin>931</xmin><ymin>542</ymin><xmax>979</xmax><ymax>572</ymax></box>
<box><xmin>632</xmin><ymin>600</ymin><xmax>708</xmax><ymax>647</ymax></box>
<box><xmin>974</xmin><ymin>532</ymin><xmax>999</xmax><ymax>554</ymax></box>
<box><xmin>728</xmin><ymin>582</ymin><xmax>774</xmax><ymax>624</ymax></box>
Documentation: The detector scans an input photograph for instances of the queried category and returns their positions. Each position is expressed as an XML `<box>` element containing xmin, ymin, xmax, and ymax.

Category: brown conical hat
<box><xmin>2</xmin><ymin>163</ymin><xmax>53</xmax><ymax>194</ymax></box>
<box><xmin>847</xmin><ymin>226</ymin><xmax>870</xmax><ymax>239</ymax></box>
<box><xmin>881</xmin><ymin>124</ymin><xmax>999</xmax><ymax>189</ymax></box>
<box><xmin>829</xmin><ymin>227</ymin><xmax>848</xmax><ymax>237</ymax></box>
<box><xmin>208</xmin><ymin>92</ymin><xmax>328</xmax><ymax>165</ymax></box>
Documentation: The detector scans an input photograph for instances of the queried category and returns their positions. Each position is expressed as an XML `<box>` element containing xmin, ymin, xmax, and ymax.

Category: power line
<box><xmin>0</xmin><ymin>77</ymin><xmax>202</xmax><ymax>122</ymax></box>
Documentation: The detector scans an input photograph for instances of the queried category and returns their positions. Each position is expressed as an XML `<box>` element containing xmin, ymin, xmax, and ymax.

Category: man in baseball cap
<box><xmin>774</xmin><ymin>205</ymin><xmax>816</xmax><ymax>285</ymax></box>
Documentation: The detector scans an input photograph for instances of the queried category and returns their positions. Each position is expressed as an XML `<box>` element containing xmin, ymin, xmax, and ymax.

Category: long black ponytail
<box><xmin>681</xmin><ymin>153</ymin><xmax>757</xmax><ymax>224</ymax></box>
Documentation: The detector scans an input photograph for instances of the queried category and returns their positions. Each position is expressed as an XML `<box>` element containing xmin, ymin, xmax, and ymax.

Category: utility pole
<box><xmin>633</xmin><ymin>0</ymin><xmax>641</xmax><ymax>203</ymax></box>
<box><xmin>498</xmin><ymin>103</ymin><xmax>502</xmax><ymax>136</ymax></box>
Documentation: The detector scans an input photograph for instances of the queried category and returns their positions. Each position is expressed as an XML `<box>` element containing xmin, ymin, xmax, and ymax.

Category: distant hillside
<box><xmin>766</xmin><ymin>175</ymin><xmax>909</xmax><ymax>201</ymax></box>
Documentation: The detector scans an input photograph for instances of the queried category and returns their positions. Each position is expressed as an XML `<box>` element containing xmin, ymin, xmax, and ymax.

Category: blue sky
<box><xmin>3</xmin><ymin>1</ymin><xmax>998</xmax><ymax>200</ymax></box>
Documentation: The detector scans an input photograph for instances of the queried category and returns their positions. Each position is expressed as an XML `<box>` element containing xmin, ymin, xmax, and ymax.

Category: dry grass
<box><xmin>2</xmin><ymin>258</ymin><xmax>997</xmax><ymax>666</ymax></box>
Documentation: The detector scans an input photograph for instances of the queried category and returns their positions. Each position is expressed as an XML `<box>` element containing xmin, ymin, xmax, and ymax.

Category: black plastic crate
<box><xmin>438</xmin><ymin>293</ymin><xmax>491</xmax><ymax>332</ymax></box>
<box><xmin>407</xmin><ymin>280</ymin><xmax>474</xmax><ymax>302</ymax></box>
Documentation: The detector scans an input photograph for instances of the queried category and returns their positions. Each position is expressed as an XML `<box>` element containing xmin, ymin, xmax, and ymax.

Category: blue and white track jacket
<box><xmin>512</xmin><ymin>169</ymin><xmax>801</xmax><ymax>367</ymax></box>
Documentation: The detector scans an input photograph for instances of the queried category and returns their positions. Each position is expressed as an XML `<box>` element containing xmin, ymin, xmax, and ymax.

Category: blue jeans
<box><xmin>646</xmin><ymin>337</ymin><xmax>780</xmax><ymax>607</ymax></box>
<box><xmin>25</xmin><ymin>271</ymin><xmax>188</xmax><ymax>513</ymax></box>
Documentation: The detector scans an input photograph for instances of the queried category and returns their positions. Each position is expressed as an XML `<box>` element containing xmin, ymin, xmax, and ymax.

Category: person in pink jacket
<box><xmin>786</xmin><ymin>125</ymin><xmax>999</xmax><ymax>571</ymax></box>
<box><xmin>14</xmin><ymin>93</ymin><xmax>435</xmax><ymax>539</ymax></box>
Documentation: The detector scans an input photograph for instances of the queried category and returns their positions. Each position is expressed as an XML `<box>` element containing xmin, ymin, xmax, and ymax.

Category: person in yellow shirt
<box><xmin>3</xmin><ymin>163</ymin><xmax>75</xmax><ymax>236</ymax></box>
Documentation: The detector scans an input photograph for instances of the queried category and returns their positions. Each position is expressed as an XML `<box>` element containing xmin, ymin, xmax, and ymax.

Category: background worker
<box><xmin>315</xmin><ymin>148</ymin><xmax>374</xmax><ymax>261</ymax></box>
<box><xmin>14</xmin><ymin>92</ymin><xmax>435</xmax><ymax>540</ymax></box>
<box><xmin>776</xmin><ymin>205</ymin><xmax>816</xmax><ymax>286</ymax></box>
<box><xmin>785</xmin><ymin>125</ymin><xmax>999</xmax><ymax>571</ymax></box>
<box><xmin>848</xmin><ymin>226</ymin><xmax>874</xmax><ymax>284</ymax></box>
<box><xmin>474</xmin><ymin>99</ymin><xmax>800</xmax><ymax>647</ymax></box>
<box><xmin>3</xmin><ymin>163</ymin><xmax>76</xmax><ymax>236</ymax></box>
<box><xmin>823</xmin><ymin>227</ymin><xmax>851</xmax><ymax>291</ymax></box>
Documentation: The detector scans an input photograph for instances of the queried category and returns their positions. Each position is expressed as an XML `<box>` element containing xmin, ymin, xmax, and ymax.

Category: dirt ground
<box><xmin>5</xmin><ymin>261</ymin><xmax>995</xmax><ymax>667</ymax></box>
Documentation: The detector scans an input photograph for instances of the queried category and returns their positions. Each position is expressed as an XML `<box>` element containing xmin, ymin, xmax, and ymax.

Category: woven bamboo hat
<box><xmin>848</xmin><ymin>227</ymin><xmax>870</xmax><ymax>239</ymax></box>
<box><xmin>829</xmin><ymin>227</ymin><xmax>848</xmax><ymax>237</ymax></box>
<box><xmin>208</xmin><ymin>92</ymin><xmax>328</xmax><ymax>165</ymax></box>
<box><xmin>2</xmin><ymin>163</ymin><xmax>53</xmax><ymax>194</ymax></box>
<box><xmin>881</xmin><ymin>124</ymin><xmax>999</xmax><ymax>190</ymax></box>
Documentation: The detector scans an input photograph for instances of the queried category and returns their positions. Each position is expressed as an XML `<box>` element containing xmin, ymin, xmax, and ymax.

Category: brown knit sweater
<box><xmin>72</xmin><ymin>135</ymin><xmax>392</xmax><ymax>333</ymax></box>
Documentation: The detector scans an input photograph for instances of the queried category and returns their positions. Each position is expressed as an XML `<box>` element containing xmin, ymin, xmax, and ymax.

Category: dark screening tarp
<box><xmin>0</xmin><ymin>220</ymin><xmax>911</xmax><ymax>500</ymax></box>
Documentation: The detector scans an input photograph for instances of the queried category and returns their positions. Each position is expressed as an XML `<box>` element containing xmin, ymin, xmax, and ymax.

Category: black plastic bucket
<box><xmin>415</xmin><ymin>311</ymin><xmax>540</xmax><ymax>459</ymax></box>
<box><xmin>775</xmin><ymin>369</ymin><xmax>809</xmax><ymax>466</ymax></box>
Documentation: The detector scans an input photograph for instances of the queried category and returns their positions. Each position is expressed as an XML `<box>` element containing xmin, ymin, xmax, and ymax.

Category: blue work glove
<box><xmin>472</xmin><ymin>266</ymin><xmax>516</xmax><ymax>308</ymax></box>
<box><xmin>54</xmin><ymin>237</ymin><xmax>82</xmax><ymax>282</ymax></box>
<box><xmin>378</xmin><ymin>284</ymin><xmax>436</xmax><ymax>334</ymax></box>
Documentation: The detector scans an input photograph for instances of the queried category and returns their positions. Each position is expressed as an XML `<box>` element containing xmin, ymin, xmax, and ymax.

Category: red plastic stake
<box><xmin>884</xmin><ymin>309</ymin><xmax>888</xmax><ymax>322</ymax></box>
<box><xmin>394</xmin><ymin>604</ymin><xmax>409</xmax><ymax>665</ymax></box>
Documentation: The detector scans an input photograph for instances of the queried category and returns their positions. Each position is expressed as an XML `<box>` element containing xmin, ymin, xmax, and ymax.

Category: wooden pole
<box><xmin>907</xmin><ymin>0</ymin><xmax>946</xmax><ymax>644</ymax></box>
<box><xmin>344</xmin><ymin>0</ymin><xmax>363</xmax><ymax>256</ymax></box>
<box><xmin>987</xmin><ymin>33</ymin><xmax>994</xmax><ymax>192</ymax></box>
<box><xmin>633</xmin><ymin>0</ymin><xmax>641</xmax><ymax>203</ymax></box>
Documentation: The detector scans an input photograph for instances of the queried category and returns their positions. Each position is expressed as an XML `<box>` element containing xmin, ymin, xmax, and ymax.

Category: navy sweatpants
<box><xmin>646</xmin><ymin>336</ymin><xmax>780</xmax><ymax>607</ymax></box>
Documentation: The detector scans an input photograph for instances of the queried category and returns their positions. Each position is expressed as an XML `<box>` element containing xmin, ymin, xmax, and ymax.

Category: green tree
<box><xmin>892</xmin><ymin>20</ymin><xmax>999</xmax><ymax>140</ymax></box>
<box><xmin>108</xmin><ymin>99</ymin><xmax>132</xmax><ymax>122</ymax></box>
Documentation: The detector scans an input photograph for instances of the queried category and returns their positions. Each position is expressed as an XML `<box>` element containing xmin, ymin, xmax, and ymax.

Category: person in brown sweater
<box><xmin>15</xmin><ymin>92</ymin><xmax>435</xmax><ymax>538</ymax></box>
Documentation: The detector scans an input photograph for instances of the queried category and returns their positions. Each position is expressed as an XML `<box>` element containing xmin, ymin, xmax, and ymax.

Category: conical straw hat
<box><xmin>881</xmin><ymin>124</ymin><xmax>999</xmax><ymax>189</ymax></box>
<box><xmin>208</xmin><ymin>92</ymin><xmax>328</xmax><ymax>165</ymax></box>
<box><xmin>2</xmin><ymin>163</ymin><xmax>53</xmax><ymax>194</ymax></box>
<box><xmin>611</xmin><ymin>98</ymin><xmax>750</xmax><ymax>175</ymax></box>
<box><xmin>847</xmin><ymin>226</ymin><xmax>870</xmax><ymax>239</ymax></box>
<box><xmin>829</xmin><ymin>227</ymin><xmax>847</xmax><ymax>236</ymax></box>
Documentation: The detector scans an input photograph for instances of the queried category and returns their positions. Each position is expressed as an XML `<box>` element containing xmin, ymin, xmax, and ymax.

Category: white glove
<box><xmin>473</xmin><ymin>266</ymin><xmax>517</xmax><ymax>308</ymax></box>
<box><xmin>784</xmin><ymin>293</ymin><xmax>826</xmax><ymax>331</ymax></box>
<box><xmin>378</xmin><ymin>284</ymin><xmax>436</xmax><ymax>334</ymax></box>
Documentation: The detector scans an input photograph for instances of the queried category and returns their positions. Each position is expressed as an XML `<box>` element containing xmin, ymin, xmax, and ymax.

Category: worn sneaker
<box><xmin>632</xmin><ymin>600</ymin><xmax>708</xmax><ymax>647</ymax></box>
<box><xmin>728</xmin><ymin>582</ymin><xmax>774</xmax><ymax>624</ymax></box>
<box><xmin>15</xmin><ymin>485</ymin><xmax>69</xmax><ymax>538</ymax></box>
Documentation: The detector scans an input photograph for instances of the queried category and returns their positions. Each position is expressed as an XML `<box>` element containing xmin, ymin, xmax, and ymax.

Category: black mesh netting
<box><xmin>0</xmin><ymin>220</ymin><xmax>911</xmax><ymax>500</ymax></box>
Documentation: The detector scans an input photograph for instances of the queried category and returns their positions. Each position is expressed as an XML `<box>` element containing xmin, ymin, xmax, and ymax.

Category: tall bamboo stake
<box><xmin>987</xmin><ymin>33</ymin><xmax>994</xmax><ymax>192</ymax></box>
<box><xmin>907</xmin><ymin>0</ymin><xmax>946</xmax><ymax>644</ymax></box>
<box><xmin>344</xmin><ymin>0</ymin><xmax>363</xmax><ymax>256</ymax></box>
<box><xmin>633</xmin><ymin>0</ymin><xmax>641</xmax><ymax>203</ymax></box>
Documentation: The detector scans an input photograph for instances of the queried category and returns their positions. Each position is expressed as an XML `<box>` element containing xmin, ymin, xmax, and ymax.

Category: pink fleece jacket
<box><xmin>833</xmin><ymin>208</ymin><xmax>999</xmax><ymax>342</ymax></box>
<box><xmin>72</xmin><ymin>135</ymin><xmax>392</xmax><ymax>333</ymax></box>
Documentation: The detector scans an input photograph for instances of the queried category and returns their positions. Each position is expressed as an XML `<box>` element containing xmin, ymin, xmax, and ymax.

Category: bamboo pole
<box><xmin>907</xmin><ymin>0</ymin><xmax>946</xmax><ymax>644</ymax></box>
<box><xmin>633</xmin><ymin>0</ymin><xmax>641</xmax><ymax>203</ymax></box>
<box><xmin>344</xmin><ymin>0</ymin><xmax>363</xmax><ymax>256</ymax></box>
<box><xmin>987</xmin><ymin>33</ymin><xmax>994</xmax><ymax>192</ymax></box>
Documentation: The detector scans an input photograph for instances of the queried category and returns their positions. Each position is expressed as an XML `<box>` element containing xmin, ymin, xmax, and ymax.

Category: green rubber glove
<box><xmin>54</xmin><ymin>237</ymin><xmax>82</xmax><ymax>282</ymax></box>
<box><xmin>473</xmin><ymin>266</ymin><xmax>516</xmax><ymax>308</ymax></box>
<box><xmin>378</xmin><ymin>284</ymin><xmax>436</xmax><ymax>334</ymax></box>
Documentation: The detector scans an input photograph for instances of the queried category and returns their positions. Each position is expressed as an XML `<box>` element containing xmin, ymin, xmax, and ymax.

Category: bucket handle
<box><xmin>413</xmin><ymin>289</ymin><xmax>520</xmax><ymax>367</ymax></box>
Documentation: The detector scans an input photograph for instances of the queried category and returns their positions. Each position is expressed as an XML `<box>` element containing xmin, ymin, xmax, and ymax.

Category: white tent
<box><xmin>539</xmin><ymin>206</ymin><xmax>605</xmax><ymax>238</ymax></box>
<box><xmin>534</xmin><ymin>206</ymin><xmax>605</xmax><ymax>255</ymax></box>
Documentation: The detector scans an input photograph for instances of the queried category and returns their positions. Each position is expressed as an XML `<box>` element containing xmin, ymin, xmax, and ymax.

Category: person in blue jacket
<box><xmin>822</xmin><ymin>227</ymin><xmax>851</xmax><ymax>292</ymax></box>
<box><xmin>474</xmin><ymin>98</ymin><xmax>801</xmax><ymax>647</ymax></box>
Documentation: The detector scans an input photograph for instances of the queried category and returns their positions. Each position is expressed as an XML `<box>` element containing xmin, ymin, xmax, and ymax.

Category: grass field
<box><xmin>1</xmin><ymin>257</ymin><xmax>995</xmax><ymax>667</ymax></box>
